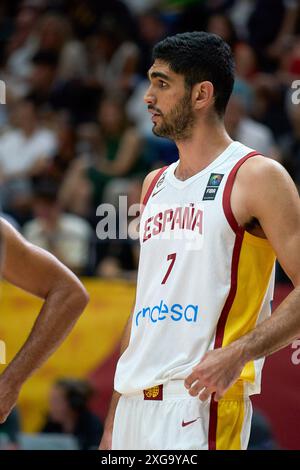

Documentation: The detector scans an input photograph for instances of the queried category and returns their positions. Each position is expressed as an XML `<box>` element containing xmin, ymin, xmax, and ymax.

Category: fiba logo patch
<box><xmin>203</xmin><ymin>173</ymin><xmax>224</xmax><ymax>201</ymax></box>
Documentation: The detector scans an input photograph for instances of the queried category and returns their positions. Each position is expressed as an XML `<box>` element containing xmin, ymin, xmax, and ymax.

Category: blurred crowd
<box><xmin>0</xmin><ymin>378</ymin><xmax>103</xmax><ymax>450</ymax></box>
<box><xmin>0</xmin><ymin>0</ymin><xmax>299</xmax><ymax>278</ymax></box>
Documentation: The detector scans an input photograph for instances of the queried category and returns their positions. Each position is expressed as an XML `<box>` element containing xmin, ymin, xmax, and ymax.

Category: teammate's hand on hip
<box><xmin>99</xmin><ymin>429</ymin><xmax>112</xmax><ymax>450</ymax></box>
<box><xmin>184</xmin><ymin>346</ymin><xmax>244</xmax><ymax>401</ymax></box>
<box><xmin>0</xmin><ymin>375</ymin><xmax>20</xmax><ymax>423</ymax></box>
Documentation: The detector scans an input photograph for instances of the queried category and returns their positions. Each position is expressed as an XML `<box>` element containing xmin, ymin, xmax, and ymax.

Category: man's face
<box><xmin>144</xmin><ymin>60</ymin><xmax>195</xmax><ymax>141</ymax></box>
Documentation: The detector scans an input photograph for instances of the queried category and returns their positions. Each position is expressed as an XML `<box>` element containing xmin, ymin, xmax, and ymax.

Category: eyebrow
<box><xmin>147</xmin><ymin>71</ymin><xmax>172</xmax><ymax>82</ymax></box>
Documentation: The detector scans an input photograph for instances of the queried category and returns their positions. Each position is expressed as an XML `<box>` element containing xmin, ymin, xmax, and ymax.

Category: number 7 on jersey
<box><xmin>162</xmin><ymin>253</ymin><xmax>177</xmax><ymax>284</ymax></box>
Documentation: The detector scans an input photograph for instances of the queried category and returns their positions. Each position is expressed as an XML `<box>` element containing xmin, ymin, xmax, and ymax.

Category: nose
<box><xmin>143</xmin><ymin>85</ymin><xmax>156</xmax><ymax>105</ymax></box>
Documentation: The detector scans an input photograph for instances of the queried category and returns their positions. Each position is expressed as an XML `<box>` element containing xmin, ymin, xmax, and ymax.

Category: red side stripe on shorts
<box><xmin>142</xmin><ymin>166</ymin><xmax>168</xmax><ymax>207</ymax></box>
<box><xmin>208</xmin><ymin>150</ymin><xmax>261</xmax><ymax>450</ymax></box>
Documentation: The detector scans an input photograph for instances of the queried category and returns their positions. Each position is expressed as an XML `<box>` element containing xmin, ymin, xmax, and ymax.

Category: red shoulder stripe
<box><xmin>142</xmin><ymin>166</ymin><xmax>168</xmax><ymax>207</ymax></box>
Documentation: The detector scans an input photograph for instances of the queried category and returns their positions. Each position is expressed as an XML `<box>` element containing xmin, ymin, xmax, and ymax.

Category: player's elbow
<box><xmin>71</xmin><ymin>282</ymin><xmax>90</xmax><ymax>310</ymax></box>
<box><xmin>54</xmin><ymin>273</ymin><xmax>90</xmax><ymax>315</ymax></box>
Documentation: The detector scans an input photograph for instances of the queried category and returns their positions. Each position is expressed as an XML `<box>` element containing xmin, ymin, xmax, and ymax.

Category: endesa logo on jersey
<box><xmin>135</xmin><ymin>300</ymin><xmax>199</xmax><ymax>327</ymax></box>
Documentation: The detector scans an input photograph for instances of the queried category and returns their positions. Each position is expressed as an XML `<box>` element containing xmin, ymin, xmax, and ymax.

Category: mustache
<box><xmin>148</xmin><ymin>106</ymin><xmax>162</xmax><ymax>115</ymax></box>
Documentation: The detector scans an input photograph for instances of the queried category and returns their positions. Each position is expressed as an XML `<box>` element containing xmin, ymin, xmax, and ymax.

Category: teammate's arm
<box><xmin>185</xmin><ymin>158</ymin><xmax>300</xmax><ymax>400</ymax></box>
<box><xmin>99</xmin><ymin>168</ymin><xmax>162</xmax><ymax>450</ymax></box>
<box><xmin>0</xmin><ymin>219</ymin><xmax>89</xmax><ymax>422</ymax></box>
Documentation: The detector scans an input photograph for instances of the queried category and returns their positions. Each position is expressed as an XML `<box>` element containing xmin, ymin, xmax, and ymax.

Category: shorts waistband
<box><xmin>122</xmin><ymin>380</ymin><xmax>247</xmax><ymax>401</ymax></box>
<box><xmin>124</xmin><ymin>381</ymin><xmax>190</xmax><ymax>401</ymax></box>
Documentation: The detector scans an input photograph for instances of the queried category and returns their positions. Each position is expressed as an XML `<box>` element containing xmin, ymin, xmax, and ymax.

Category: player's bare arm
<box><xmin>185</xmin><ymin>157</ymin><xmax>300</xmax><ymax>401</ymax></box>
<box><xmin>0</xmin><ymin>218</ymin><xmax>89</xmax><ymax>423</ymax></box>
<box><xmin>99</xmin><ymin>169</ymin><xmax>161</xmax><ymax>450</ymax></box>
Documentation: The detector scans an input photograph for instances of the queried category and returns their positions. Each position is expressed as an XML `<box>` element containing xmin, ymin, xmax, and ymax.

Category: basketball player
<box><xmin>0</xmin><ymin>218</ymin><xmax>89</xmax><ymax>424</ymax></box>
<box><xmin>99</xmin><ymin>32</ymin><xmax>300</xmax><ymax>450</ymax></box>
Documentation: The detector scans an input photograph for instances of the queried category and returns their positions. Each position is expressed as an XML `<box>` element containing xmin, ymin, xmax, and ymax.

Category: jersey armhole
<box><xmin>222</xmin><ymin>151</ymin><xmax>261</xmax><ymax>234</ymax></box>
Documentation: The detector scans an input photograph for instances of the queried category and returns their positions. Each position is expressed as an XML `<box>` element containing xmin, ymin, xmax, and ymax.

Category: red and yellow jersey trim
<box><xmin>208</xmin><ymin>151</ymin><xmax>276</xmax><ymax>450</ymax></box>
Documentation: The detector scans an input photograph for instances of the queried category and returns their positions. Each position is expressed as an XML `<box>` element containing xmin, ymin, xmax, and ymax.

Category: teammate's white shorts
<box><xmin>112</xmin><ymin>380</ymin><xmax>253</xmax><ymax>450</ymax></box>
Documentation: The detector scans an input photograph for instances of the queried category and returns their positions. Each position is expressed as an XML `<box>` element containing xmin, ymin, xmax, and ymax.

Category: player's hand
<box><xmin>0</xmin><ymin>375</ymin><xmax>20</xmax><ymax>423</ymax></box>
<box><xmin>99</xmin><ymin>428</ymin><xmax>112</xmax><ymax>450</ymax></box>
<box><xmin>184</xmin><ymin>346</ymin><xmax>245</xmax><ymax>401</ymax></box>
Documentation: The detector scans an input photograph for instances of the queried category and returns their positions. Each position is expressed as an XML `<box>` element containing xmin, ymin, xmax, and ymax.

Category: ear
<box><xmin>193</xmin><ymin>81</ymin><xmax>215</xmax><ymax>110</ymax></box>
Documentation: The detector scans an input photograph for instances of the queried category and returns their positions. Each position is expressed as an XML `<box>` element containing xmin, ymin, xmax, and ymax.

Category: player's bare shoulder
<box><xmin>232</xmin><ymin>155</ymin><xmax>300</xmax><ymax>231</ymax></box>
<box><xmin>237</xmin><ymin>155</ymin><xmax>291</xmax><ymax>187</ymax></box>
<box><xmin>236</xmin><ymin>156</ymin><xmax>298</xmax><ymax>204</ymax></box>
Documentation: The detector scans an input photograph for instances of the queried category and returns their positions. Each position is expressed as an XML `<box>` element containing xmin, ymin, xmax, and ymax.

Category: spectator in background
<box><xmin>59</xmin><ymin>122</ymin><xmax>101</xmax><ymax>218</ymax></box>
<box><xmin>0</xmin><ymin>97</ymin><xmax>57</xmax><ymax>220</ymax></box>
<box><xmin>23</xmin><ymin>183</ymin><xmax>93</xmax><ymax>275</ymax></box>
<box><xmin>88</xmin><ymin>17</ymin><xmax>139</xmax><ymax>97</ymax></box>
<box><xmin>5</xmin><ymin>1</ymin><xmax>44</xmax><ymax>99</ymax></box>
<box><xmin>124</xmin><ymin>0</ymin><xmax>161</xmax><ymax>15</ymax></box>
<box><xmin>206</xmin><ymin>13</ymin><xmax>238</xmax><ymax>50</ymax></box>
<box><xmin>95</xmin><ymin>95</ymin><xmax>144</xmax><ymax>192</ymax></box>
<box><xmin>27</xmin><ymin>48</ymin><xmax>60</xmax><ymax>110</ymax></box>
<box><xmin>60</xmin><ymin>96</ymin><xmax>144</xmax><ymax>217</ymax></box>
<box><xmin>251</xmin><ymin>73</ymin><xmax>292</xmax><ymax>140</ymax></box>
<box><xmin>248</xmin><ymin>410</ymin><xmax>278</xmax><ymax>450</ymax></box>
<box><xmin>248</xmin><ymin>0</ymin><xmax>299</xmax><ymax>71</ymax></box>
<box><xmin>35</xmin><ymin>13</ymin><xmax>88</xmax><ymax>81</ymax></box>
<box><xmin>96</xmin><ymin>176</ymin><xmax>141</xmax><ymax>280</ymax></box>
<box><xmin>234</xmin><ymin>42</ymin><xmax>258</xmax><ymax>83</ymax></box>
<box><xmin>274</xmin><ymin>35</ymin><xmax>300</xmax><ymax>91</ymax></box>
<box><xmin>41</xmin><ymin>378</ymin><xmax>103</xmax><ymax>450</ymax></box>
<box><xmin>28</xmin><ymin>48</ymin><xmax>99</xmax><ymax>124</ymax></box>
<box><xmin>280</xmin><ymin>98</ymin><xmax>300</xmax><ymax>193</ymax></box>
<box><xmin>207</xmin><ymin>10</ymin><xmax>260</xmax><ymax>93</ymax></box>
<box><xmin>225</xmin><ymin>92</ymin><xmax>281</xmax><ymax>160</ymax></box>
<box><xmin>6</xmin><ymin>10</ymin><xmax>87</xmax><ymax>95</ymax></box>
<box><xmin>37</xmin><ymin>112</ymin><xmax>77</xmax><ymax>188</ymax></box>
<box><xmin>64</xmin><ymin>0</ymin><xmax>138</xmax><ymax>42</ymax></box>
<box><xmin>0</xmin><ymin>407</ymin><xmax>21</xmax><ymax>450</ymax></box>
<box><xmin>136</xmin><ymin>9</ymin><xmax>168</xmax><ymax>77</ymax></box>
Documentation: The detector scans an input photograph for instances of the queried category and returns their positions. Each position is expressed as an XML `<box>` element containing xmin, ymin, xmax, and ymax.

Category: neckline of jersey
<box><xmin>166</xmin><ymin>141</ymin><xmax>240</xmax><ymax>189</ymax></box>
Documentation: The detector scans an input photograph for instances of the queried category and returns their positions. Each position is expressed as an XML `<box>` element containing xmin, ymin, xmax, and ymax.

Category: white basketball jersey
<box><xmin>115</xmin><ymin>141</ymin><xmax>276</xmax><ymax>396</ymax></box>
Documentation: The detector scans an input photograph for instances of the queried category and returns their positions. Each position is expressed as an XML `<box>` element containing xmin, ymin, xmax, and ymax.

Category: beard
<box><xmin>152</xmin><ymin>90</ymin><xmax>195</xmax><ymax>141</ymax></box>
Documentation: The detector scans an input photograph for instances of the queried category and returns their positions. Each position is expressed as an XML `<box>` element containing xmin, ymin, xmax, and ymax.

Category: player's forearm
<box><xmin>2</xmin><ymin>280</ymin><xmax>89</xmax><ymax>388</ymax></box>
<box><xmin>230</xmin><ymin>286</ymin><xmax>300</xmax><ymax>364</ymax></box>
